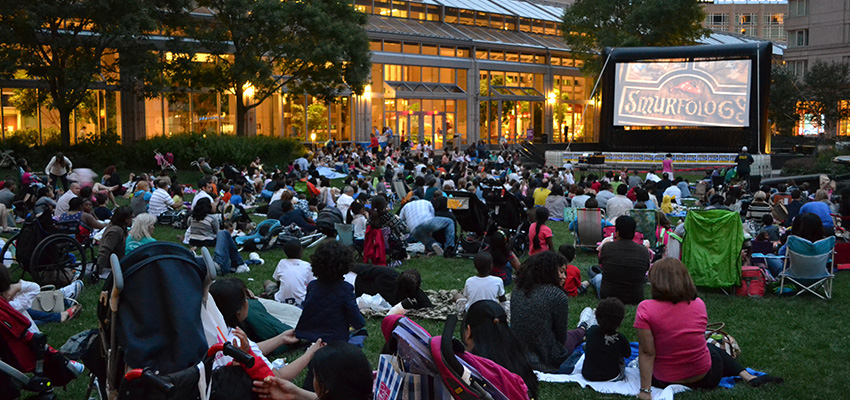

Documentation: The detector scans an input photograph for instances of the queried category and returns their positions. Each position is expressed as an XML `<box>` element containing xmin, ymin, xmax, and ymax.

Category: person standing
<box><xmin>662</xmin><ymin>154</ymin><xmax>674</xmax><ymax>181</ymax></box>
<box><xmin>736</xmin><ymin>146</ymin><xmax>754</xmax><ymax>183</ymax></box>
<box><xmin>45</xmin><ymin>152</ymin><xmax>72</xmax><ymax>192</ymax></box>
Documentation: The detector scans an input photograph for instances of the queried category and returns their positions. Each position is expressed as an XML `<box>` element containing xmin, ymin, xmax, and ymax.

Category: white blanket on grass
<box><xmin>536</xmin><ymin>355</ymin><xmax>690</xmax><ymax>400</ymax></box>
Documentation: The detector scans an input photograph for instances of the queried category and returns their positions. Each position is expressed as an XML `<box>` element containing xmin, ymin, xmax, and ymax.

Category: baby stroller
<box><xmin>7</xmin><ymin>212</ymin><xmax>87</xmax><ymax>287</ymax></box>
<box><xmin>97</xmin><ymin>242</ymin><xmax>249</xmax><ymax>400</ymax></box>
<box><xmin>482</xmin><ymin>184</ymin><xmax>529</xmax><ymax>258</ymax></box>
<box><xmin>381</xmin><ymin>314</ymin><xmax>518</xmax><ymax>400</ymax></box>
<box><xmin>153</xmin><ymin>150</ymin><xmax>176</xmax><ymax>172</ymax></box>
<box><xmin>157</xmin><ymin>209</ymin><xmax>190</xmax><ymax>230</ymax></box>
<box><xmin>219</xmin><ymin>164</ymin><xmax>253</xmax><ymax>195</ymax></box>
<box><xmin>444</xmin><ymin>191</ymin><xmax>488</xmax><ymax>256</ymax></box>
<box><xmin>235</xmin><ymin>219</ymin><xmax>283</xmax><ymax>251</ymax></box>
<box><xmin>0</xmin><ymin>297</ymin><xmax>81</xmax><ymax>400</ymax></box>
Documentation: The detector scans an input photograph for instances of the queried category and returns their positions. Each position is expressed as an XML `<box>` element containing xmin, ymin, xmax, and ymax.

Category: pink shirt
<box><xmin>528</xmin><ymin>223</ymin><xmax>552</xmax><ymax>255</ymax></box>
<box><xmin>633</xmin><ymin>298</ymin><xmax>711</xmax><ymax>383</ymax></box>
<box><xmin>662</xmin><ymin>159</ymin><xmax>674</xmax><ymax>173</ymax></box>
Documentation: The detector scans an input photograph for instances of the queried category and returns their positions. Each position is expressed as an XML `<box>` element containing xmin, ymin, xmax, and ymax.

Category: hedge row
<box><xmin>0</xmin><ymin>132</ymin><xmax>306</xmax><ymax>173</ymax></box>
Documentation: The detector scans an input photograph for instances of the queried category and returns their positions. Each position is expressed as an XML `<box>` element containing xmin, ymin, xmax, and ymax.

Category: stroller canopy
<box><xmin>444</xmin><ymin>191</ymin><xmax>488</xmax><ymax>236</ymax></box>
<box><xmin>116</xmin><ymin>242</ymin><xmax>209</xmax><ymax>374</ymax></box>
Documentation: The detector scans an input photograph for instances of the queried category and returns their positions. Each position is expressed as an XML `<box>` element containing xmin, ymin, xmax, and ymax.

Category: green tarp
<box><xmin>682</xmin><ymin>210</ymin><xmax>744</xmax><ymax>288</ymax></box>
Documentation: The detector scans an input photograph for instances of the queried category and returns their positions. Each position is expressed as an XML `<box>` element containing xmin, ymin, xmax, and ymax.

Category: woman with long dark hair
<box><xmin>463</xmin><ymin>300</ymin><xmax>538</xmax><ymax>399</ymax></box>
<box><xmin>510</xmin><ymin>251</ymin><xmax>592</xmax><ymax>373</ymax></box>
<box><xmin>188</xmin><ymin>198</ymin><xmax>219</xmax><ymax>247</ymax></box>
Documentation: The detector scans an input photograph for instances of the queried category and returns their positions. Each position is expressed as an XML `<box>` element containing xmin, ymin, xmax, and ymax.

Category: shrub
<box><xmin>0</xmin><ymin>132</ymin><xmax>305</xmax><ymax>173</ymax></box>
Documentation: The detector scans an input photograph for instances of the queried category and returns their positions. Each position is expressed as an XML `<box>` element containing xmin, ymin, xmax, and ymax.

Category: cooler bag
<box><xmin>735</xmin><ymin>266</ymin><xmax>766</xmax><ymax>298</ymax></box>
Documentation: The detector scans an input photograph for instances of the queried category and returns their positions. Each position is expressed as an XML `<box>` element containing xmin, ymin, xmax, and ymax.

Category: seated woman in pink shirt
<box><xmin>634</xmin><ymin>258</ymin><xmax>782</xmax><ymax>399</ymax></box>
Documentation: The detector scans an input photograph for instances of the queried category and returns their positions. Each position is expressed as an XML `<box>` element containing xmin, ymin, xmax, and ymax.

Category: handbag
<box><xmin>31</xmin><ymin>285</ymin><xmax>65</xmax><ymax>313</ymax></box>
<box><xmin>705</xmin><ymin>322</ymin><xmax>741</xmax><ymax>359</ymax></box>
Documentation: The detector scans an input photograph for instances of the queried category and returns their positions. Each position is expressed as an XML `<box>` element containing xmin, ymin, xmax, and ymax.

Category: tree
<box><xmin>799</xmin><ymin>60</ymin><xmax>850</xmax><ymax>138</ymax></box>
<box><xmin>768</xmin><ymin>65</ymin><xmax>802</xmax><ymax>136</ymax></box>
<box><xmin>189</xmin><ymin>0</ymin><xmax>371</xmax><ymax>136</ymax></box>
<box><xmin>562</xmin><ymin>0</ymin><xmax>709</xmax><ymax>75</ymax></box>
<box><xmin>0</xmin><ymin>0</ymin><xmax>190</xmax><ymax>146</ymax></box>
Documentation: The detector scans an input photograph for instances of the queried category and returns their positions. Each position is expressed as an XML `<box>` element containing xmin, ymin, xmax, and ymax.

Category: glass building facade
<box><xmin>0</xmin><ymin>0</ymin><xmax>598</xmax><ymax>146</ymax></box>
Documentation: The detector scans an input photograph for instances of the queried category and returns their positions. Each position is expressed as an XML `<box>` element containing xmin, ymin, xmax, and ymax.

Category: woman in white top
<box><xmin>45</xmin><ymin>152</ymin><xmax>72</xmax><ymax>192</ymax></box>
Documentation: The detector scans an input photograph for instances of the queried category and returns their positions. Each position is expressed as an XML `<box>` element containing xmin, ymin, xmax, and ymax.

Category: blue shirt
<box><xmin>799</xmin><ymin>201</ymin><xmax>834</xmax><ymax>228</ymax></box>
<box><xmin>229</xmin><ymin>194</ymin><xmax>243</xmax><ymax>206</ymax></box>
<box><xmin>295</xmin><ymin>280</ymin><xmax>364</xmax><ymax>343</ymax></box>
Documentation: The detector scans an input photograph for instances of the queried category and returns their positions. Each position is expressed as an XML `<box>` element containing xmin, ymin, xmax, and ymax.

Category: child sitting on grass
<box><xmin>756</xmin><ymin>214</ymin><xmax>781</xmax><ymax>243</ymax></box>
<box><xmin>294</xmin><ymin>240</ymin><xmax>365</xmax><ymax>344</ymax></box>
<box><xmin>454</xmin><ymin>252</ymin><xmax>507</xmax><ymax>313</ymax></box>
<box><xmin>269</xmin><ymin>239</ymin><xmax>314</xmax><ymax>307</ymax></box>
<box><xmin>558</xmin><ymin>244</ymin><xmax>589</xmax><ymax>297</ymax></box>
<box><xmin>581</xmin><ymin>297</ymin><xmax>631</xmax><ymax>382</ymax></box>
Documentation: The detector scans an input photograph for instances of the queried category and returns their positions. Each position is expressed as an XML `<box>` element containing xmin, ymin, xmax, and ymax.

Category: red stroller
<box><xmin>0</xmin><ymin>297</ymin><xmax>79</xmax><ymax>399</ymax></box>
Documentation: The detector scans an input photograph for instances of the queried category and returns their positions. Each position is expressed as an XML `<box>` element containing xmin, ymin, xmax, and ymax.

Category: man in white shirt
<box><xmin>336</xmin><ymin>186</ymin><xmax>355</xmax><ymax>217</ymax></box>
<box><xmin>191</xmin><ymin>177</ymin><xmax>218</xmax><ymax>210</ymax></box>
<box><xmin>272</xmin><ymin>240</ymin><xmax>315</xmax><ymax>306</ymax></box>
<box><xmin>148</xmin><ymin>179</ymin><xmax>179</xmax><ymax>216</ymax></box>
<box><xmin>606</xmin><ymin>184</ymin><xmax>634</xmax><ymax>223</ymax></box>
<box><xmin>54</xmin><ymin>182</ymin><xmax>80</xmax><ymax>218</ymax></box>
<box><xmin>398</xmin><ymin>199</ymin><xmax>434</xmax><ymax>232</ymax></box>
<box><xmin>662</xmin><ymin>183</ymin><xmax>682</xmax><ymax>200</ymax></box>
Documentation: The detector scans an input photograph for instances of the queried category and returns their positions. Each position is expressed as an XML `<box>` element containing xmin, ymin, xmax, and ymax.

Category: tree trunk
<box><xmin>58</xmin><ymin>107</ymin><xmax>73</xmax><ymax>147</ymax></box>
<box><xmin>236</xmin><ymin>86</ymin><xmax>247</xmax><ymax>136</ymax></box>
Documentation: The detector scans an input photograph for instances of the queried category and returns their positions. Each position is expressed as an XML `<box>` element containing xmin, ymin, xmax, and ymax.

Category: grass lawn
<box><xmin>12</xmin><ymin>191</ymin><xmax>850</xmax><ymax>400</ymax></box>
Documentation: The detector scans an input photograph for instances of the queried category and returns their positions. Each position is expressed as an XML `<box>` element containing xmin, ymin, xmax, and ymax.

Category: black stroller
<box><xmin>219</xmin><ymin>164</ymin><xmax>253</xmax><ymax>196</ymax></box>
<box><xmin>96</xmin><ymin>242</ymin><xmax>254</xmax><ymax>400</ymax></box>
<box><xmin>482</xmin><ymin>184</ymin><xmax>530</xmax><ymax>258</ymax></box>
<box><xmin>444</xmin><ymin>191</ymin><xmax>489</xmax><ymax>256</ymax></box>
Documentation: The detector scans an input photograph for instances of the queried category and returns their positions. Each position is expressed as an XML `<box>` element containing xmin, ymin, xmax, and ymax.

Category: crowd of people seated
<box><xmin>10</xmin><ymin>140</ymin><xmax>846</xmax><ymax>400</ymax></box>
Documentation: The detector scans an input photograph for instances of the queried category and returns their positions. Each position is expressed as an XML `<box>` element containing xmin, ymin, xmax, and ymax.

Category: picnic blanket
<box><xmin>537</xmin><ymin>343</ymin><xmax>767</xmax><ymax>399</ymax></box>
<box><xmin>358</xmin><ymin>289</ymin><xmax>509</xmax><ymax>320</ymax></box>
<box><xmin>315</xmin><ymin>166</ymin><xmax>347</xmax><ymax>179</ymax></box>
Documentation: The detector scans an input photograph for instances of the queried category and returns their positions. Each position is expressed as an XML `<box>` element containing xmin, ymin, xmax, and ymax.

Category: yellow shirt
<box><xmin>533</xmin><ymin>187</ymin><xmax>551</xmax><ymax>207</ymax></box>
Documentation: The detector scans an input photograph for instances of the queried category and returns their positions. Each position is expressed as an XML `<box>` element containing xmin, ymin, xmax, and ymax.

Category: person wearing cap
<box><xmin>736</xmin><ymin>146</ymin><xmax>754</xmax><ymax>182</ymax></box>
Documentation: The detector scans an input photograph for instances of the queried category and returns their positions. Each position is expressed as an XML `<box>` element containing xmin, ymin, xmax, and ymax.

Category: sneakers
<box><xmin>61</xmin><ymin>280</ymin><xmax>84</xmax><ymax>301</ymax></box>
<box><xmin>235</xmin><ymin>264</ymin><xmax>251</xmax><ymax>274</ymax></box>
<box><xmin>431</xmin><ymin>242</ymin><xmax>444</xmax><ymax>256</ymax></box>
<box><xmin>578</xmin><ymin>307</ymin><xmax>597</xmax><ymax>330</ymax></box>
<box><xmin>249</xmin><ymin>252</ymin><xmax>265</xmax><ymax>265</ymax></box>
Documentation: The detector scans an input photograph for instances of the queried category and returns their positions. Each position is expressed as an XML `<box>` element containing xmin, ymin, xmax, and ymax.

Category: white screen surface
<box><xmin>613</xmin><ymin>60</ymin><xmax>751</xmax><ymax>127</ymax></box>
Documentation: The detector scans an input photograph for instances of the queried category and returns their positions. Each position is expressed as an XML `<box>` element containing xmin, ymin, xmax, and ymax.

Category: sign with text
<box><xmin>613</xmin><ymin>60</ymin><xmax>751</xmax><ymax>127</ymax></box>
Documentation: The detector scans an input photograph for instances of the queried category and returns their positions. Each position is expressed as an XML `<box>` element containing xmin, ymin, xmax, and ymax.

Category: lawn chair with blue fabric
<box><xmin>780</xmin><ymin>236</ymin><xmax>836</xmax><ymax>299</ymax></box>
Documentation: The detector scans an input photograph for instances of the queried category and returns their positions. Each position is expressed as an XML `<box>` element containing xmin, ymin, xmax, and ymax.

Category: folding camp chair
<box><xmin>780</xmin><ymin>236</ymin><xmax>836</xmax><ymax>299</ymax></box>
<box><xmin>665</xmin><ymin>232</ymin><xmax>683</xmax><ymax>260</ymax></box>
<box><xmin>629</xmin><ymin>209</ymin><xmax>658</xmax><ymax>247</ymax></box>
<box><xmin>334</xmin><ymin>223</ymin><xmax>361</xmax><ymax>257</ymax></box>
<box><xmin>682</xmin><ymin>209</ymin><xmax>744</xmax><ymax>289</ymax></box>
<box><xmin>574</xmin><ymin>208</ymin><xmax>604</xmax><ymax>251</ymax></box>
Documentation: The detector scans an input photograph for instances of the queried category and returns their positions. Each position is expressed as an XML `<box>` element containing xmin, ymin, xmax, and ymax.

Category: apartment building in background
<box><xmin>784</xmin><ymin>0</ymin><xmax>850</xmax><ymax>76</ymax></box>
<box><xmin>701</xmin><ymin>0</ymin><xmax>788</xmax><ymax>43</ymax></box>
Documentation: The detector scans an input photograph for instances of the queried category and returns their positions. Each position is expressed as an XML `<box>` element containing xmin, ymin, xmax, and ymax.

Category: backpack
<box><xmin>735</xmin><ymin>266</ymin><xmax>766</xmax><ymax>298</ymax></box>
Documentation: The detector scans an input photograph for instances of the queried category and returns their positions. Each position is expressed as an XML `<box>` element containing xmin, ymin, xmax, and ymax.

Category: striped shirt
<box><xmin>148</xmin><ymin>188</ymin><xmax>174</xmax><ymax>216</ymax></box>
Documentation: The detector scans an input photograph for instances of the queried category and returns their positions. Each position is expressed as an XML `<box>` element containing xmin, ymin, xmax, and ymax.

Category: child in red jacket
<box><xmin>559</xmin><ymin>244</ymin><xmax>589</xmax><ymax>296</ymax></box>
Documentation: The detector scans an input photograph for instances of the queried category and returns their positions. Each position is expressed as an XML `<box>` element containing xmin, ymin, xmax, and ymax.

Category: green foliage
<box><xmin>0</xmin><ymin>0</ymin><xmax>191</xmax><ymax>146</ymax></box>
<box><xmin>799</xmin><ymin>61</ymin><xmax>850</xmax><ymax>137</ymax></box>
<box><xmin>562</xmin><ymin>0</ymin><xmax>709</xmax><ymax>75</ymax></box>
<box><xmin>187</xmin><ymin>0</ymin><xmax>372</xmax><ymax>136</ymax></box>
<box><xmin>131</xmin><ymin>133</ymin><xmax>305</xmax><ymax>170</ymax></box>
<box><xmin>0</xmin><ymin>132</ymin><xmax>304</xmax><ymax>172</ymax></box>
<box><xmin>769</xmin><ymin>65</ymin><xmax>803</xmax><ymax>136</ymax></box>
<box><xmin>781</xmin><ymin>148</ymin><xmax>850</xmax><ymax>176</ymax></box>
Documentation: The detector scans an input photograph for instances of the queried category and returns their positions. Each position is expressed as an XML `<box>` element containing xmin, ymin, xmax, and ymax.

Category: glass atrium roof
<box><xmin>421</xmin><ymin>0</ymin><xmax>562</xmax><ymax>22</ymax></box>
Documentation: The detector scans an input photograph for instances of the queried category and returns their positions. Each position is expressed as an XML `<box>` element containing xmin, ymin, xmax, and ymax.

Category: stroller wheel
<box><xmin>30</xmin><ymin>234</ymin><xmax>86</xmax><ymax>287</ymax></box>
<box><xmin>510</xmin><ymin>232</ymin><xmax>528</xmax><ymax>258</ymax></box>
